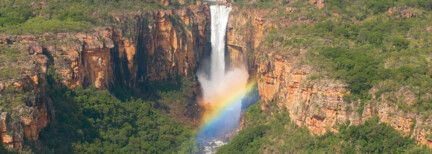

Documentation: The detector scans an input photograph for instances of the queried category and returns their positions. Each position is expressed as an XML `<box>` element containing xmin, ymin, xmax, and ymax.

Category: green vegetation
<box><xmin>2</xmin><ymin>0</ymin><xmax>432</xmax><ymax>153</ymax></box>
<box><xmin>0</xmin><ymin>86</ymin><xmax>38</xmax><ymax>113</ymax></box>
<box><xmin>0</xmin><ymin>47</ymin><xmax>31</xmax><ymax>80</ymax></box>
<box><xmin>0</xmin><ymin>0</ymin><xmax>198</xmax><ymax>34</ymax></box>
<box><xmin>318</xmin><ymin>47</ymin><xmax>380</xmax><ymax>99</ymax></box>
<box><xmin>218</xmin><ymin>101</ymin><xmax>432</xmax><ymax>153</ymax></box>
<box><xmin>36</xmin><ymin>85</ymin><xmax>195</xmax><ymax>153</ymax></box>
<box><xmin>3</xmin><ymin>17</ymin><xmax>94</xmax><ymax>34</ymax></box>
<box><xmin>0</xmin><ymin>59</ymin><xmax>200</xmax><ymax>153</ymax></box>
<box><xmin>154</xmin><ymin>77</ymin><xmax>201</xmax><ymax>125</ymax></box>
<box><xmin>35</xmin><ymin>84</ymin><xmax>197</xmax><ymax>153</ymax></box>
<box><xmin>0</xmin><ymin>144</ymin><xmax>18</xmax><ymax>154</ymax></box>
<box><xmin>243</xmin><ymin>0</ymin><xmax>432</xmax><ymax>113</ymax></box>
<box><xmin>110</xmin><ymin>75</ymin><xmax>201</xmax><ymax>126</ymax></box>
<box><xmin>232</xmin><ymin>0</ymin><xmax>290</xmax><ymax>9</ymax></box>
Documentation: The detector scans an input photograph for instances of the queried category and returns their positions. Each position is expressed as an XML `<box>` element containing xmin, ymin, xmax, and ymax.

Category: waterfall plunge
<box><xmin>197</xmin><ymin>5</ymin><xmax>249</xmax><ymax>140</ymax></box>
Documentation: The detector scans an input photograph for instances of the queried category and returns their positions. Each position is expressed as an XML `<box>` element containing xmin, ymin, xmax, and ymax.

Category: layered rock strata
<box><xmin>227</xmin><ymin>4</ymin><xmax>432</xmax><ymax>147</ymax></box>
<box><xmin>0</xmin><ymin>4</ymin><xmax>211</xmax><ymax>149</ymax></box>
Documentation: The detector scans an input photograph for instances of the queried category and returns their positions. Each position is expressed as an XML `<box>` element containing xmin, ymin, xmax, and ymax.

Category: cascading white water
<box><xmin>202</xmin><ymin>5</ymin><xmax>231</xmax><ymax>101</ymax></box>
<box><xmin>199</xmin><ymin>5</ymin><xmax>232</xmax><ymax>105</ymax></box>
<box><xmin>210</xmin><ymin>5</ymin><xmax>229</xmax><ymax>83</ymax></box>
<box><xmin>197</xmin><ymin>5</ymin><xmax>249</xmax><ymax>152</ymax></box>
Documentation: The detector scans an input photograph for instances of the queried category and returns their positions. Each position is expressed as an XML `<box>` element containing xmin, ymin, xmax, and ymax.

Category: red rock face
<box><xmin>0</xmin><ymin>74</ymin><xmax>53</xmax><ymax>150</ymax></box>
<box><xmin>140</xmin><ymin>6</ymin><xmax>211</xmax><ymax>81</ymax></box>
<box><xmin>0</xmin><ymin>4</ymin><xmax>211</xmax><ymax>149</ymax></box>
<box><xmin>1</xmin><ymin>2</ymin><xmax>430</xmax><ymax>150</ymax></box>
<box><xmin>256</xmin><ymin>55</ymin><xmax>353</xmax><ymax>135</ymax></box>
<box><xmin>227</xmin><ymin>5</ymin><xmax>432</xmax><ymax>148</ymax></box>
<box><xmin>2</xmin><ymin>5</ymin><xmax>211</xmax><ymax>88</ymax></box>
<box><xmin>254</xmin><ymin>53</ymin><xmax>432</xmax><ymax>147</ymax></box>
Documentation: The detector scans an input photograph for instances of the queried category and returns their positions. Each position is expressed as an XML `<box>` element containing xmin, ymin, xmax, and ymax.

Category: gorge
<box><xmin>1</xmin><ymin>0</ymin><xmax>432</xmax><ymax>153</ymax></box>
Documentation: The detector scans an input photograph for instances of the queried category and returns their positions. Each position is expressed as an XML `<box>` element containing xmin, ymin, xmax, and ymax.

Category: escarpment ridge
<box><xmin>0</xmin><ymin>4</ymin><xmax>211</xmax><ymax>149</ymax></box>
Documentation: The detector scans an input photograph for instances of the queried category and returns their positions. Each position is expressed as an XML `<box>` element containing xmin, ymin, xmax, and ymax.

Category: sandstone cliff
<box><xmin>1</xmin><ymin>0</ymin><xmax>429</xmax><ymax>150</ymax></box>
<box><xmin>0</xmin><ymin>4</ymin><xmax>211</xmax><ymax>149</ymax></box>
<box><xmin>228</xmin><ymin>4</ymin><xmax>432</xmax><ymax>147</ymax></box>
<box><xmin>254</xmin><ymin>50</ymin><xmax>432</xmax><ymax>147</ymax></box>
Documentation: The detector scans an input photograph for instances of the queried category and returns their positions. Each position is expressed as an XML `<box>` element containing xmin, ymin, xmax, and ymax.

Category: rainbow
<box><xmin>197</xmin><ymin>81</ymin><xmax>257</xmax><ymax>136</ymax></box>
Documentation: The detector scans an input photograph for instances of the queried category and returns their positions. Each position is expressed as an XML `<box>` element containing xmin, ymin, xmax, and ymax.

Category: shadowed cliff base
<box><xmin>0</xmin><ymin>1</ymin><xmax>211</xmax><ymax>152</ymax></box>
<box><xmin>219</xmin><ymin>101</ymin><xmax>432</xmax><ymax>153</ymax></box>
<box><xmin>2</xmin><ymin>0</ymin><xmax>432</xmax><ymax>153</ymax></box>
<box><xmin>34</xmin><ymin>68</ymin><xmax>199</xmax><ymax>153</ymax></box>
<box><xmin>221</xmin><ymin>0</ymin><xmax>432</xmax><ymax>151</ymax></box>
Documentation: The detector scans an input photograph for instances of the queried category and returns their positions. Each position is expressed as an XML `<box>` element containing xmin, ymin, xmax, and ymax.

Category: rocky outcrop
<box><xmin>0</xmin><ymin>68</ymin><xmax>54</xmax><ymax>150</ymax></box>
<box><xmin>0</xmin><ymin>97</ymin><xmax>53</xmax><ymax>150</ymax></box>
<box><xmin>0</xmin><ymin>112</ymin><xmax>23</xmax><ymax>150</ymax></box>
<box><xmin>227</xmin><ymin>4</ymin><xmax>432</xmax><ymax>148</ymax></box>
<box><xmin>388</xmin><ymin>7</ymin><xmax>415</xmax><ymax>18</ymax></box>
<box><xmin>254</xmin><ymin>51</ymin><xmax>432</xmax><ymax>147</ymax></box>
<box><xmin>309</xmin><ymin>0</ymin><xmax>325</xmax><ymax>9</ymax></box>
<box><xmin>135</xmin><ymin>5</ymin><xmax>211</xmax><ymax>82</ymax></box>
<box><xmin>0</xmin><ymin>4</ymin><xmax>210</xmax><ymax>149</ymax></box>
<box><xmin>1</xmin><ymin>4</ymin><xmax>210</xmax><ymax>88</ymax></box>
<box><xmin>158</xmin><ymin>0</ymin><xmax>170</xmax><ymax>6</ymax></box>
<box><xmin>0</xmin><ymin>61</ymin><xmax>53</xmax><ymax>150</ymax></box>
<box><xmin>227</xmin><ymin>6</ymin><xmax>315</xmax><ymax>77</ymax></box>
<box><xmin>256</xmin><ymin>52</ymin><xmax>357</xmax><ymax>134</ymax></box>
<box><xmin>0</xmin><ymin>101</ymin><xmax>52</xmax><ymax>150</ymax></box>
<box><xmin>227</xmin><ymin>8</ymin><xmax>278</xmax><ymax>78</ymax></box>
<box><xmin>227</xmin><ymin>8</ymin><xmax>268</xmax><ymax>68</ymax></box>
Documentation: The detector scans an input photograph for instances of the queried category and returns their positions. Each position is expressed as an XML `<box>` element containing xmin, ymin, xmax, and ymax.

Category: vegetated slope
<box><xmin>0</xmin><ymin>50</ymin><xmax>201</xmax><ymax>153</ymax></box>
<box><xmin>0</xmin><ymin>59</ymin><xmax>200</xmax><ymax>153</ymax></box>
<box><xmin>35</xmin><ymin>72</ymin><xmax>199</xmax><ymax>153</ymax></box>
<box><xmin>0</xmin><ymin>47</ymin><xmax>32</xmax><ymax>81</ymax></box>
<box><xmin>221</xmin><ymin>0</ymin><xmax>432</xmax><ymax>152</ymax></box>
<box><xmin>218</xmin><ymin>101</ymin><xmax>432</xmax><ymax>153</ymax></box>
<box><xmin>1</xmin><ymin>0</ymin><xmax>209</xmax><ymax>152</ymax></box>
<box><xmin>254</xmin><ymin>0</ymin><xmax>432</xmax><ymax>113</ymax></box>
<box><xmin>0</xmin><ymin>0</ymin><xmax>197</xmax><ymax>34</ymax></box>
<box><xmin>36</xmin><ymin>87</ymin><xmax>194</xmax><ymax>153</ymax></box>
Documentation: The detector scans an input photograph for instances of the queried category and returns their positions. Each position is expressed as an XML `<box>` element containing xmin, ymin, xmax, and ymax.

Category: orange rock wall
<box><xmin>227</xmin><ymin>5</ymin><xmax>432</xmax><ymax>148</ymax></box>
<box><xmin>255</xmin><ymin>53</ymin><xmax>432</xmax><ymax>147</ymax></box>
<box><xmin>0</xmin><ymin>75</ymin><xmax>53</xmax><ymax>150</ymax></box>
<box><xmin>0</xmin><ymin>4</ymin><xmax>210</xmax><ymax>149</ymax></box>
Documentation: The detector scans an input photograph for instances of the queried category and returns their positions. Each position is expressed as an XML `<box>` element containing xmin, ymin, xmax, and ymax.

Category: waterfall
<box><xmin>197</xmin><ymin>5</ymin><xmax>249</xmax><ymax>153</ymax></box>
<box><xmin>210</xmin><ymin>5</ymin><xmax>230</xmax><ymax>90</ymax></box>
<box><xmin>200</xmin><ymin>5</ymin><xmax>233</xmax><ymax>102</ymax></box>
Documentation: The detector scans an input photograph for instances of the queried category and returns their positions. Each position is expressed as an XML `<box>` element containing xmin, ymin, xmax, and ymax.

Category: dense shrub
<box><xmin>219</xmin><ymin>102</ymin><xmax>432</xmax><ymax>153</ymax></box>
<box><xmin>33</xmin><ymin>69</ymin><xmax>197</xmax><ymax>153</ymax></box>
<box><xmin>340</xmin><ymin>117</ymin><xmax>416</xmax><ymax>153</ymax></box>
<box><xmin>318</xmin><ymin>47</ymin><xmax>380</xmax><ymax>98</ymax></box>
<box><xmin>366</xmin><ymin>0</ymin><xmax>395</xmax><ymax>14</ymax></box>
<box><xmin>0</xmin><ymin>0</ymin><xmax>192</xmax><ymax>34</ymax></box>
<box><xmin>393</xmin><ymin>37</ymin><xmax>410</xmax><ymax>50</ymax></box>
<box><xmin>217</xmin><ymin>125</ymin><xmax>268</xmax><ymax>154</ymax></box>
<box><xmin>0</xmin><ymin>47</ymin><xmax>30</xmax><ymax>80</ymax></box>
<box><xmin>252</xmin><ymin>0</ymin><xmax>432</xmax><ymax>113</ymax></box>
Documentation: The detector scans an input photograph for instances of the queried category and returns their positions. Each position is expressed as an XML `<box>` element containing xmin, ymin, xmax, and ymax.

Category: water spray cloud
<box><xmin>198</xmin><ymin>80</ymin><xmax>256</xmax><ymax>135</ymax></box>
<box><xmin>196</xmin><ymin>5</ymin><xmax>249</xmax><ymax>140</ymax></box>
